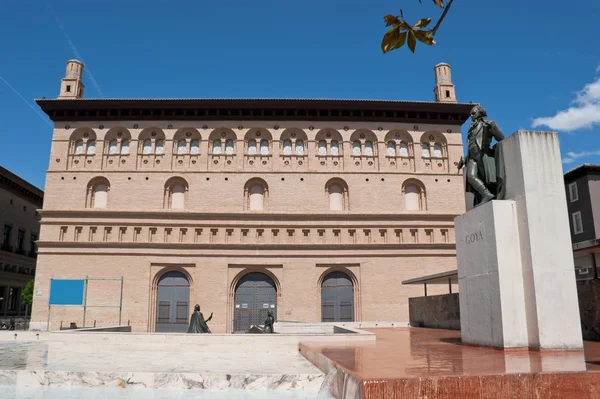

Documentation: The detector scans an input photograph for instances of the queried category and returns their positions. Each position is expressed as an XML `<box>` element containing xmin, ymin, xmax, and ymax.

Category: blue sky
<box><xmin>1</xmin><ymin>0</ymin><xmax>599</xmax><ymax>190</ymax></box>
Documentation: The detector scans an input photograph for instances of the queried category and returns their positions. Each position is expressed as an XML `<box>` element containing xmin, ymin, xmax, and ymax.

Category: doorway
<box><xmin>321</xmin><ymin>271</ymin><xmax>354</xmax><ymax>322</ymax></box>
<box><xmin>155</xmin><ymin>271</ymin><xmax>190</xmax><ymax>333</ymax></box>
<box><xmin>233</xmin><ymin>272</ymin><xmax>277</xmax><ymax>332</ymax></box>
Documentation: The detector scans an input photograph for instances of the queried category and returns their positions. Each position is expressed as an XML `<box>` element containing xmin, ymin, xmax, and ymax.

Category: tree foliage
<box><xmin>382</xmin><ymin>0</ymin><xmax>454</xmax><ymax>54</ymax></box>
<box><xmin>21</xmin><ymin>280</ymin><xmax>34</xmax><ymax>306</ymax></box>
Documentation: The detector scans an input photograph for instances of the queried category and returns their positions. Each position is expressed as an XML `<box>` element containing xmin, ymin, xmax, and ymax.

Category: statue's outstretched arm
<box><xmin>206</xmin><ymin>312</ymin><xmax>213</xmax><ymax>322</ymax></box>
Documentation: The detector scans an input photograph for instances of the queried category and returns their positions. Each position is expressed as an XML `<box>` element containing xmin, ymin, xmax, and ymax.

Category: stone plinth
<box><xmin>502</xmin><ymin>130</ymin><xmax>583</xmax><ymax>349</ymax></box>
<box><xmin>455</xmin><ymin>200</ymin><xmax>528</xmax><ymax>348</ymax></box>
<box><xmin>455</xmin><ymin>130</ymin><xmax>584</xmax><ymax>350</ymax></box>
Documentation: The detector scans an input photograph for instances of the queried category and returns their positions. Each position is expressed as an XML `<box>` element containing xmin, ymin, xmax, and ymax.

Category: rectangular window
<box><xmin>59</xmin><ymin>226</ymin><xmax>68</xmax><ymax>241</ymax></box>
<box><xmin>572</xmin><ymin>212</ymin><xmax>583</xmax><ymax>234</ymax></box>
<box><xmin>66</xmin><ymin>85</ymin><xmax>71</xmax><ymax>92</ymax></box>
<box><xmin>89</xmin><ymin>227</ymin><xmax>97</xmax><ymax>242</ymax></box>
<box><xmin>74</xmin><ymin>227</ymin><xmax>82</xmax><ymax>242</ymax></box>
<box><xmin>17</xmin><ymin>230</ymin><xmax>25</xmax><ymax>250</ymax></box>
<box><xmin>568</xmin><ymin>182</ymin><xmax>578</xmax><ymax>202</ymax></box>
<box><xmin>30</xmin><ymin>234</ymin><xmax>38</xmax><ymax>254</ymax></box>
<box><xmin>3</xmin><ymin>224</ymin><xmax>12</xmax><ymax>247</ymax></box>
<box><xmin>7</xmin><ymin>287</ymin><xmax>17</xmax><ymax>311</ymax></box>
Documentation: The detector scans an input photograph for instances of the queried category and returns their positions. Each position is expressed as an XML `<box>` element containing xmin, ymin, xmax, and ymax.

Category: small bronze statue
<box><xmin>458</xmin><ymin>105</ymin><xmax>506</xmax><ymax>207</ymax></box>
<box><xmin>187</xmin><ymin>304</ymin><xmax>213</xmax><ymax>334</ymax></box>
<box><xmin>263</xmin><ymin>310</ymin><xmax>274</xmax><ymax>334</ymax></box>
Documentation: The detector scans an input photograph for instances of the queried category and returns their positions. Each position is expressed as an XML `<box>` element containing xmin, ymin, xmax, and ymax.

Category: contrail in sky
<box><xmin>44</xmin><ymin>1</ymin><xmax>104</xmax><ymax>97</ymax></box>
<box><xmin>0</xmin><ymin>75</ymin><xmax>53</xmax><ymax>126</ymax></box>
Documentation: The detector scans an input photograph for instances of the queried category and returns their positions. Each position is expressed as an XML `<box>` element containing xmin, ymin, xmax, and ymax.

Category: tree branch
<box><xmin>431</xmin><ymin>0</ymin><xmax>454</xmax><ymax>36</ymax></box>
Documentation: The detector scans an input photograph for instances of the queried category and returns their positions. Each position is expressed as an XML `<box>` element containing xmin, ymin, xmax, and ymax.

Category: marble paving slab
<box><xmin>0</xmin><ymin>386</ymin><xmax>320</xmax><ymax>398</ymax></box>
<box><xmin>0</xmin><ymin>370</ymin><xmax>323</xmax><ymax>391</ymax></box>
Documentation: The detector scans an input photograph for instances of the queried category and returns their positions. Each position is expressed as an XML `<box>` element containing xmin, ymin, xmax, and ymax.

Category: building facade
<box><xmin>0</xmin><ymin>166</ymin><xmax>43</xmax><ymax>319</ymax></box>
<box><xmin>565</xmin><ymin>164</ymin><xmax>600</xmax><ymax>279</ymax></box>
<box><xmin>30</xmin><ymin>60</ymin><xmax>473</xmax><ymax>333</ymax></box>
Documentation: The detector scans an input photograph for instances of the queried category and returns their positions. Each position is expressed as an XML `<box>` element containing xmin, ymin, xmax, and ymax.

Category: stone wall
<box><xmin>408</xmin><ymin>293</ymin><xmax>460</xmax><ymax>330</ymax></box>
<box><xmin>577</xmin><ymin>279</ymin><xmax>600</xmax><ymax>341</ymax></box>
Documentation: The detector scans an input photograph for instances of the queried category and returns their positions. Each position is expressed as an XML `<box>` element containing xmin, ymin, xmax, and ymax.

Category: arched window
<box><xmin>421</xmin><ymin>143</ymin><xmax>430</xmax><ymax>158</ymax></box>
<box><xmin>330</xmin><ymin>140</ymin><xmax>339</xmax><ymax>156</ymax></box>
<box><xmin>109</xmin><ymin>140</ymin><xmax>118</xmax><ymax>155</ymax></box>
<box><xmin>283</xmin><ymin>139</ymin><xmax>292</xmax><ymax>155</ymax></box>
<box><xmin>325</xmin><ymin>179</ymin><xmax>349</xmax><ymax>211</ymax></box>
<box><xmin>190</xmin><ymin>140</ymin><xmax>200</xmax><ymax>155</ymax></box>
<box><xmin>352</xmin><ymin>141</ymin><xmax>361</xmax><ymax>156</ymax></box>
<box><xmin>329</xmin><ymin>185</ymin><xmax>343</xmax><ymax>211</ymax></box>
<box><xmin>225</xmin><ymin>139</ymin><xmax>234</xmax><ymax>154</ymax></box>
<box><xmin>86</xmin><ymin>178</ymin><xmax>110</xmax><ymax>209</ymax></box>
<box><xmin>75</xmin><ymin>140</ymin><xmax>84</xmax><ymax>155</ymax></box>
<box><xmin>244</xmin><ymin>178</ymin><xmax>268</xmax><ymax>211</ymax></box>
<box><xmin>248</xmin><ymin>139</ymin><xmax>257</xmax><ymax>155</ymax></box>
<box><xmin>403</xmin><ymin>180</ymin><xmax>427</xmax><ymax>211</ymax></box>
<box><xmin>295</xmin><ymin>140</ymin><xmax>304</xmax><ymax>155</ymax></box>
<box><xmin>433</xmin><ymin>143</ymin><xmax>443</xmax><ymax>158</ymax></box>
<box><xmin>260</xmin><ymin>139</ymin><xmax>269</xmax><ymax>155</ymax></box>
<box><xmin>121</xmin><ymin>140</ymin><xmax>130</xmax><ymax>155</ymax></box>
<box><xmin>387</xmin><ymin>141</ymin><xmax>396</xmax><ymax>156</ymax></box>
<box><xmin>364</xmin><ymin>141</ymin><xmax>373</xmax><ymax>156</ymax></box>
<box><xmin>177</xmin><ymin>139</ymin><xmax>187</xmax><ymax>154</ymax></box>
<box><xmin>92</xmin><ymin>183</ymin><xmax>108</xmax><ymax>208</ymax></box>
<box><xmin>399</xmin><ymin>141</ymin><xmax>409</xmax><ymax>157</ymax></box>
<box><xmin>164</xmin><ymin>178</ymin><xmax>189</xmax><ymax>210</ymax></box>
<box><xmin>86</xmin><ymin>140</ymin><xmax>96</xmax><ymax>155</ymax></box>
<box><xmin>318</xmin><ymin>140</ymin><xmax>327</xmax><ymax>155</ymax></box>
<box><xmin>171</xmin><ymin>185</ymin><xmax>185</xmax><ymax>209</ymax></box>
<box><xmin>249</xmin><ymin>185</ymin><xmax>265</xmax><ymax>211</ymax></box>
<box><xmin>143</xmin><ymin>139</ymin><xmax>153</xmax><ymax>154</ymax></box>
<box><xmin>155</xmin><ymin>139</ymin><xmax>165</xmax><ymax>155</ymax></box>
<box><xmin>212</xmin><ymin>139</ymin><xmax>222</xmax><ymax>154</ymax></box>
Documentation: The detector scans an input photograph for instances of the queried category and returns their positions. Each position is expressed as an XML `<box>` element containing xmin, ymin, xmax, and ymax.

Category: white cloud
<box><xmin>532</xmin><ymin>77</ymin><xmax>600</xmax><ymax>131</ymax></box>
<box><xmin>562</xmin><ymin>150</ymin><xmax>600</xmax><ymax>164</ymax></box>
<box><xmin>596</xmin><ymin>64</ymin><xmax>600</xmax><ymax>73</ymax></box>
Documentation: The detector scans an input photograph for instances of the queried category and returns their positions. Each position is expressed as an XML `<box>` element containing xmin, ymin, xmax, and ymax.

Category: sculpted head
<box><xmin>267</xmin><ymin>310</ymin><xmax>273</xmax><ymax>317</ymax></box>
<box><xmin>194</xmin><ymin>304</ymin><xmax>200</xmax><ymax>312</ymax></box>
<box><xmin>470</xmin><ymin>105</ymin><xmax>487</xmax><ymax>121</ymax></box>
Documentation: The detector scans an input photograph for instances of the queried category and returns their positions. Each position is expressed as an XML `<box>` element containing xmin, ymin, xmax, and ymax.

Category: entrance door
<box><xmin>155</xmin><ymin>271</ymin><xmax>190</xmax><ymax>333</ymax></box>
<box><xmin>234</xmin><ymin>273</ymin><xmax>277</xmax><ymax>332</ymax></box>
<box><xmin>321</xmin><ymin>271</ymin><xmax>354</xmax><ymax>322</ymax></box>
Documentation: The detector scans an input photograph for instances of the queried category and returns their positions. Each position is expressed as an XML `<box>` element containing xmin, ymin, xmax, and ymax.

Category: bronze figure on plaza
<box><xmin>458</xmin><ymin>105</ymin><xmax>506</xmax><ymax>207</ymax></box>
<box><xmin>263</xmin><ymin>310</ymin><xmax>275</xmax><ymax>334</ymax></box>
<box><xmin>187</xmin><ymin>304</ymin><xmax>213</xmax><ymax>334</ymax></box>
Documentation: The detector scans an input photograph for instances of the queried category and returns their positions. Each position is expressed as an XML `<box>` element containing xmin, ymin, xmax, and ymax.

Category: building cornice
<box><xmin>35</xmin><ymin>98</ymin><xmax>476</xmax><ymax>126</ymax></box>
<box><xmin>0</xmin><ymin>166</ymin><xmax>44</xmax><ymax>205</ymax></box>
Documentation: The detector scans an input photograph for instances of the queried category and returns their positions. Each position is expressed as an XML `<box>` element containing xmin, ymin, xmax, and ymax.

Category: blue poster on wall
<box><xmin>49</xmin><ymin>279</ymin><xmax>85</xmax><ymax>305</ymax></box>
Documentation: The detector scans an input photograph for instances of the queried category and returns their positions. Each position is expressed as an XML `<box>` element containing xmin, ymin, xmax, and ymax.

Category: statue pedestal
<box><xmin>455</xmin><ymin>131</ymin><xmax>583</xmax><ymax>350</ymax></box>
<box><xmin>455</xmin><ymin>200</ymin><xmax>528</xmax><ymax>348</ymax></box>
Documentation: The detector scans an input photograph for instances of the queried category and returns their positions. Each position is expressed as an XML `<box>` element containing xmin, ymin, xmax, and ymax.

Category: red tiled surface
<box><xmin>301</xmin><ymin>328</ymin><xmax>600</xmax><ymax>398</ymax></box>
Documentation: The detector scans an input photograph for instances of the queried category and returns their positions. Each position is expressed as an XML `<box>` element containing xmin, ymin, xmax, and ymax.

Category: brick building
<box><xmin>0</xmin><ymin>166</ymin><xmax>42</xmax><ymax>320</ymax></box>
<box><xmin>30</xmin><ymin>60</ymin><xmax>473</xmax><ymax>332</ymax></box>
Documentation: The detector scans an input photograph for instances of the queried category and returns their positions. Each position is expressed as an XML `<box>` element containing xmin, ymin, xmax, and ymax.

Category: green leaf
<box><xmin>433</xmin><ymin>0</ymin><xmax>444</xmax><ymax>7</ymax></box>
<box><xmin>393</xmin><ymin>31</ymin><xmax>408</xmax><ymax>50</ymax></box>
<box><xmin>414</xmin><ymin>30</ymin><xmax>436</xmax><ymax>45</ymax></box>
<box><xmin>381</xmin><ymin>26</ymin><xmax>407</xmax><ymax>53</ymax></box>
<box><xmin>384</xmin><ymin>14</ymin><xmax>400</xmax><ymax>26</ymax></box>
<box><xmin>413</xmin><ymin>18</ymin><xmax>432</xmax><ymax>29</ymax></box>
<box><xmin>407</xmin><ymin>30</ymin><xmax>417</xmax><ymax>53</ymax></box>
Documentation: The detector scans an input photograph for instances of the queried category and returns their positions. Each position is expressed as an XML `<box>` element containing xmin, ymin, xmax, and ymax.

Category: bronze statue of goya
<box><xmin>458</xmin><ymin>105</ymin><xmax>506</xmax><ymax>207</ymax></box>
<box><xmin>187</xmin><ymin>304</ymin><xmax>213</xmax><ymax>333</ymax></box>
